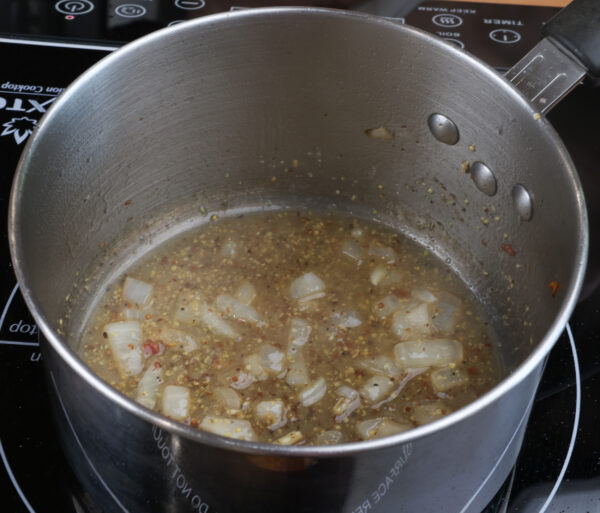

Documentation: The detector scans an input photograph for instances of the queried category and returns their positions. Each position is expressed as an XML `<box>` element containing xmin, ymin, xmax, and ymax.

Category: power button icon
<box><xmin>55</xmin><ymin>0</ymin><xmax>95</xmax><ymax>15</ymax></box>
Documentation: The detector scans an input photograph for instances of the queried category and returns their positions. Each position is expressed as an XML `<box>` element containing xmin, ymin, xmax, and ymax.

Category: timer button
<box><xmin>55</xmin><ymin>0</ymin><xmax>95</xmax><ymax>15</ymax></box>
<box><xmin>489</xmin><ymin>29</ymin><xmax>522</xmax><ymax>44</ymax></box>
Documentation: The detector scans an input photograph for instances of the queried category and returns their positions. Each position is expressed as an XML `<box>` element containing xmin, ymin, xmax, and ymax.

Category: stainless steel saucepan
<box><xmin>8</xmin><ymin>1</ymin><xmax>597</xmax><ymax>511</ymax></box>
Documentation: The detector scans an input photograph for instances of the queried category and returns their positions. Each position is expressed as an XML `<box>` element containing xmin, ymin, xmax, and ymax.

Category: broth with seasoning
<box><xmin>80</xmin><ymin>211</ymin><xmax>501</xmax><ymax>445</ymax></box>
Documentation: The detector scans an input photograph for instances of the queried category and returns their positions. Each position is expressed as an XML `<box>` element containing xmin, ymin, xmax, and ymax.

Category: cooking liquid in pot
<box><xmin>79</xmin><ymin>210</ymin><xmax>501</xmax><ymax>445</ymax></box>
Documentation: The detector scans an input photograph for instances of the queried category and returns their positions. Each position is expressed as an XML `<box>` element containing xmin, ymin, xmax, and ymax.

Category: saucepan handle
<box><xmin>542</xmin><ymin>0</ymin><xmax>600</xmax><ymax>78</ymax></box>
<box><xmin>505</xmin><ymin>0</ymin><xmax>598</xmax><ymax>115</ymax></box>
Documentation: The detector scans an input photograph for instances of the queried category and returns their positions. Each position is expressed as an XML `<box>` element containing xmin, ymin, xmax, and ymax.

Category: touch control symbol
<box><xmin>175</xmin><ymin>0</ymin><xmax>206</xmax><ymax>10</ymax></box>
<box><xmin>489</xmin><ymin>29</ymin><xmax>521</xmax><ymax>44</ymax></box>
<box><xmin>115</xmin><ymin>4</ymin><xmax>147</xmax><ymax>18</ymax></box>
<box><xmin>432</xmin><ymin>14</ymin><xmax>463</xmax><ymax>28</ymax></box>
<box><xmin>444</xmin><ymin>38</ymin><xmax>464</xmax><ymax>49</ymax></box>
<box><xmin>55</xmin><ymin>0</ymin><xmax>94</xmax><ymax>15</ymax></box>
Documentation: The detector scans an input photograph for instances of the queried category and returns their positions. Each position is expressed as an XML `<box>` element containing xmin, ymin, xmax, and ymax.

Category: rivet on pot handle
<box><xmin>505</xmin><ymin>0</ymin><xmax>599</xmax><ymax>115</ymax></box>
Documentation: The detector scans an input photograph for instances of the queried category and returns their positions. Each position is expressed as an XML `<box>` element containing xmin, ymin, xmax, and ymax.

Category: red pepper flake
<box><xmin>154</xmin><ymin>361</ymin><xmax>162</xmax><ymax>369</ymax></box>
<box><xmin>549</xmin><ymin>281</ymin><xmax>559</xmax><ymax>298</ymax></box>
<box><xmin>501</xmin><ymin>243</ymin><xmax>516</xmax><ymax>256</ymax></box>
<box><xmin>232</xmin><ymin>376</ymin><xmax>238</xmax><ymax>382</ymax></box>
<box><xmin>124</xmin><ymin>199</ymin><xmax>132</xmax><ymax>206</ymax></box>
<box><xmin>142</xmin><ymin>340</ymin><xmax>161</xmax><ymax>356</ymax></box>
<box><xmin>190</xmin><ymin>419</ymin><xmax>199</xmax><ymax>428</ymax></box>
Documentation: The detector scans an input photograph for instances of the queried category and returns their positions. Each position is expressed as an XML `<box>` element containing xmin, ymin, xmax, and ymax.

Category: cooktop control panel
<box><xmin>0</xmin><ymin>1</ymin><xmax>558</xmax><ymax>70</ymax></box>
<box><xmin>404</xmin><ymin>1</ymin><xmax>557</xmax><ymax>69</ymax></box>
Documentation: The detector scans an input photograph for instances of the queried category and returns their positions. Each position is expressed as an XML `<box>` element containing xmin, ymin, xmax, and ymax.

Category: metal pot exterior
<box><xmin>46</xmin><ymin>339</ymin><xmax>542</xmax><ymax>513</ymax></box>
<box><xmin>9</xmin><ymin>8</ymin><xmax>587</xmax><ymax>513</ymax></box>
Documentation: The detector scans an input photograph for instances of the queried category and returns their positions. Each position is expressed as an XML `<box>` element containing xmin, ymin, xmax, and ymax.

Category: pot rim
<box><xmin>8</xmin><ymin>6</ymin><xmax>589</xmax><ymax>457</ymax></box>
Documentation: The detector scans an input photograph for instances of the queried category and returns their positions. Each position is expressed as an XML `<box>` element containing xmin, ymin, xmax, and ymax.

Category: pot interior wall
<box><xmin>13</xmin><ymin>9</ymin><xmax>585</xmax><ymax>378</ymax></box>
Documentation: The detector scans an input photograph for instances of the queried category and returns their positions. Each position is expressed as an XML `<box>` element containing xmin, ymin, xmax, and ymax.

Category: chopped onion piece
<box><xmin>200</xmin><ymin>416</ymin><xmax>257</xmax><ymax>441</ymax></box>
<box><xmin>430</xmin><ymin>366</ymin><xmax>469</xmax><ymax>392</ymax></box>
<box><xmin>105</xmin><ymin>321</ymin><xmax>143</xmax><ymax>376</ymax></box>
<box><xmin>358</xmin><ymin>356</ymin><xmax>401</xmax><ymax>379</ymax></box>
<box><xmin>220</xmin><ymin>240</ymin><xmax>237</xmax><ymax>258</ymax></box>
<box><xmin>341</xmin><ymin>240</ymin><xmax>362</xmax><ymax>263</ymax></box>
<box><xmin>260</xmin><ymin>345</ymin><xmax>285</xmax><ymax>374</ymax></box>
<box><xmin>334</xmin><ymin>386</ymin><xmax>361</xmax><ymax>422</ymax></box>
<box><xmin>289</xmin><ymin>318</ymin><xmax>311</xmax><ymax>347</ymax></box>
<box><xmin>331</xmin><ymin>309</ymin><xmax>362</xmax><ymax>329</ymax></box>
<box><xmin>160</xmin><ymin>328</ymin><xmax>198</xmax><ymax>353</ymax></box>
<box><xmin>394</xmin><ymin>339</ymin><xmax>463</xmax><ymax>369</ymax></box>
<box><xmin>351</xmin><ymin>227</ymin><xmax>363</xmax><ymax>238</ymax></box>
<box><xmin>256</xmin><ymin>399</ymin><xmax>287</xmax><ymax>431</ymax></box>
<box><xmin>370</xmin><ymin>266</ymin><xmax>402</xmax><ymax>287</ymax></box>
<box><xmin>226</xmin><ymin>368</ymin><xmax>255</xmax><ymax>390</ymax></box>
<box><xmin>173</xmin><ymin>294</ymin><xmax>239</xmax><ymax>338</ymax></box>
<box><xmin>275</xmin><ymin>430</ymin><xmax>304</xmax><ymax>446</ymax></box>
<box><xmin>122</xmin><ymin>306</ymin><xmax>152</xmax><ymax>321</ymax></box>
<box><xmin>216</xmin><ymin>294</ymin><xmax>263</xmax><ymax>325</ymax></box>
<box><xmin>432</xmin><ymin>292</ymin><xmax>461</xmax><ymax>333</ymax></box>
<box><xmin>214</xmin><ymin>386</ymin><xmax>241</xmax><ymax>411</ymax></box>
<box><xmin>243</xmin><ymin>354</ymin><xmax>268</xmax><ymax>381</ymax></box>
<box><xmin>200</xmin><ymin>304</ymin><xmax>239</xmax><ymax>339</ymax></box>
<box><xmin>413</xmin><ymin>288</ymin><xmax>437</xmax><ymax>304</ymax></box>
<box><xmin>123</xmin><ymin>276</ymin><xmax>153</xmax><ymax>306</ymax></box>
<box><xmin>162</xmin><ymin>385</ymin><xmax>190</xmax><ymax>421</ymax></box>
<box><xmin>285</xmin><ymin>351</ymin><xmax>309</xmax><ymax>386</ymax></box>
<box><xmin>391</xmin><ymin>302</ymin><xmax>433</xmax><ymax>339</ymax></box>
<box><xmin>360</xmin><ymin>375</ymin><xmax>395</xmax><ymax>404</ymax></box>
<box><xmin>370</xmin><ymin>367</ymin><xmax>428</xmax><ymax>409</ymax></box>
<box><xmin>299</xmin><ymin>377</ymin><xmax>327</xmax><ymax>407</ymax></box>
<box><xmin>136</xmin><ymin>363</ymin><xmax>163</xmax><ymax>409</ymax></box>
<box><xmin>317</xmin><ymin>430</ymin><xmax>344</xmax><ymax>445</ymax></box>
<box><xmin>404</xmin><ymin>302</ymin><xmax>432</xmax><ymax>329</ymax></box>
<box><xmin>235</xmin><ymin>281</ymin><xmax>257</xmax><ymax>305</ymax></box>
<box><xmin>367</xmin><ymin>245</ymin><xmax>396</xmax><ymax>263</ymax></box>
<box><xmin>370</xmin><ymin>266</ymin><xmax>388</xmax><ymax>286</ymax></box>
<box><xmin>365</xmin><ymin>126</ymin><xmax>394</xmax><ymax>140</ymax></box>
<box><xmin>413</xmin><ymin>401</ymin><xmax>450</xmax><ymax>425</ymax></box>
<box><xmin>355</xmin><ymin>418</ymin><xmax>411</xmax><ymax>440</ymax></box>
<box><xmin>373</xmin><ymin>294</ymin><xmax>404</xmax><ymax>319</ymax></box>
<box><xmin>290</xmin><ymin>272</ymin><xmax>326</xmax><ymax>302</ymax></box>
